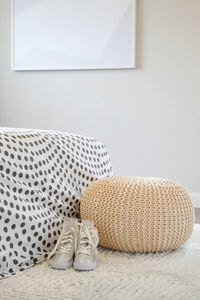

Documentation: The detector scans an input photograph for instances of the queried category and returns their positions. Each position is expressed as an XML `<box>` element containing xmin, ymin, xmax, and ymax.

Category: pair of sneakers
<box><xmin>47</xmin><ymin>218</ymin><xmax>99</xmax><ymax>271</ymax></box>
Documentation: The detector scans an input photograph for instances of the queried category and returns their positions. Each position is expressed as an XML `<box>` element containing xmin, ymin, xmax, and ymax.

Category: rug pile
<box><xmin>0</xmin><ymin>225</ymin><xmax>200</xmax><ymax>300</ymax></box>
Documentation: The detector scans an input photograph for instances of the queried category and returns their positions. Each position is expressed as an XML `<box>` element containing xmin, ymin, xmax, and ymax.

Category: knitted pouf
<box><xmin>80</xmin><ymin>177</ymin><xmax>195</xmax><ymax>253</ymax></box>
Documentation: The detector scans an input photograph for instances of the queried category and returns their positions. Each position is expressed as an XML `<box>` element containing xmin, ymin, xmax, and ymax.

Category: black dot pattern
<box><xmin>0</xmin><ymin>128</ymin><xmax>113</xmax><ymax>279</ymax></box>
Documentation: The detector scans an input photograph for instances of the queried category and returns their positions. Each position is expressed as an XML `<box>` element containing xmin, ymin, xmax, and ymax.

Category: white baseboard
<box><xmin>190</xmin><ymin>193</ymin><xmax>200</xmax><ymax>208</ymax></box>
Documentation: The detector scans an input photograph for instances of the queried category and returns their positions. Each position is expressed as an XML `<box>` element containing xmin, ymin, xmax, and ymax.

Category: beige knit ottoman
<box><xmin>80</xmin><ymin>177</ymin><xmax>195</xmax><ymax>253</ymax></box>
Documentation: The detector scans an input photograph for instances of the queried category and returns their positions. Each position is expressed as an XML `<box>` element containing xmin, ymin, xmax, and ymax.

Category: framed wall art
<box><xmin>11</xmin><ymin>0</ymin><xmax>137</xmax><ymax>70</ymax></box>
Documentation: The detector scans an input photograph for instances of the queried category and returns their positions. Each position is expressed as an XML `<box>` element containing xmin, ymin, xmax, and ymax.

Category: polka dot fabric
<box><xmin>0</xmin><ymin>128</ymin><xmax>113</xmax><ymax>279</ymax></box>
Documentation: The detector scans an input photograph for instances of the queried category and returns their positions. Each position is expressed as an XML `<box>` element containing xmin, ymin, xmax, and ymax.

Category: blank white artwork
<box><xmin>12</xmin><ymin>0</ymin><xmax>137</xmax><ymax>70</ymax></box>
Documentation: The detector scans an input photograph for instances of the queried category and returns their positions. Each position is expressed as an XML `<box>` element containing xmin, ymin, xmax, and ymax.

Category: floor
<box><xmin>195</xmin><ymin>208</ymin><xmax>200</xmax><ymax>224</ymax></box>
<box><xmin>2</xmin><ymin>226</ymin><xmax>200</xmax><ymax>300</ymax></box>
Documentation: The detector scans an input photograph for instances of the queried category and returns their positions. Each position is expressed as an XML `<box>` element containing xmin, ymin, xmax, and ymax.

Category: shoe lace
<box><xmin>77</xmin><ymin>226</ymin><xmax>99</xmax><ymax>256</ymax></box>
<box><xmin>47</xmin><ymin>226</ymin><xmax>75</xmax><ymax>262</ymax></box>
<box><xmin>58</xmin><ymin>228</ymin><xmax>74</xmax><ymax>254</ymax></box>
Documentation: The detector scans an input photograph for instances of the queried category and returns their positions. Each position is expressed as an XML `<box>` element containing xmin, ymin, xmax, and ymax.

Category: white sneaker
<box><xmin>47</xmin><ymin>218</ymin><xmax>78</xmax><ymax>270</ymax></box>
<box><xmin>74</xmin><ymin>220</ymin><xmax>99</xmax><ymax>271</ymax></box>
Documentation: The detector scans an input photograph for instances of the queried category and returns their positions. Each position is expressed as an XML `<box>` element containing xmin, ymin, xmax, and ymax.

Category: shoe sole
<box><xmin>50</xmin><ymin>259</ymin><xmax>73</xmax><ymax>270</ymax></box>
<box><xmin>73</xmin><ymin>261</ymin><xmax>97</xmax><ymax>271</ymax></box>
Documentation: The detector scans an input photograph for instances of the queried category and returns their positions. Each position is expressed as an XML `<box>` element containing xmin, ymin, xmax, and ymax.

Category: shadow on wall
<box><xmin>136</xmin><ymin>0</ymin><xmax>143</xmax><ymax>69</ymax></box>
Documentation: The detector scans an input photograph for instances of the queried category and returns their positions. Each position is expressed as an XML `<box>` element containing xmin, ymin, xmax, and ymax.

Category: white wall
<box><xmin>0</xmin><ymin>0</ymin><xmax>200</xmax><ymax>195</ymax></box>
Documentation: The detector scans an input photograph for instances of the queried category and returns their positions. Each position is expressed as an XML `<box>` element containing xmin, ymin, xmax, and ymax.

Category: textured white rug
<box><xmin>0</xmin><ymin>225</ymin><xmax>200</xmax><ymax>300</ymax></box>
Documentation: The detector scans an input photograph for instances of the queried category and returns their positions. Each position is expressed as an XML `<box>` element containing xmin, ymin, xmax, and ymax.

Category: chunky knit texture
<box><xmin>81</xmin><ymin>177</ymin><xmax>195</xmax><ymax>252</ymax></box>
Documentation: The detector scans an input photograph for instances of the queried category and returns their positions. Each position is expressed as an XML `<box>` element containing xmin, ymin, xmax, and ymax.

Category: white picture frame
<box><xmin>11</xmin><ymin>0</ymin><xmax>137</xmax><ymax>71</ymax></box>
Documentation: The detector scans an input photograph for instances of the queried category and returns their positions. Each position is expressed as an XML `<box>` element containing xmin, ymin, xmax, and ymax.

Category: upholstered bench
<box><xmin>0</xmin><ymin>127</ymin><xmax>113</xmax><ymax>278</ymax></box>
<box><xmin>80</xmin><ymin>177</ymin><xmax>195</xmax><ymax>253</ymax></box>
